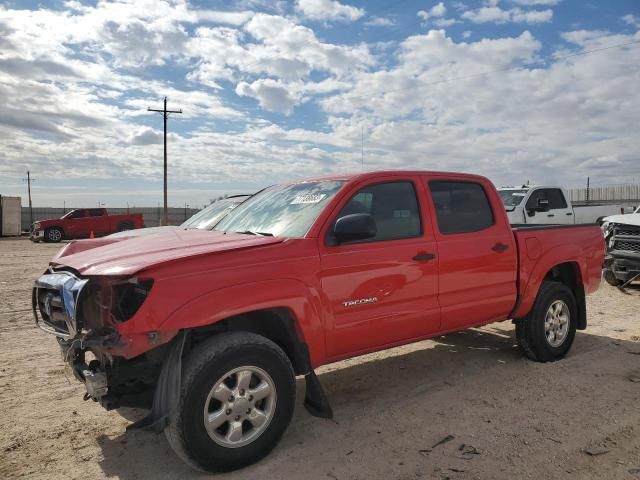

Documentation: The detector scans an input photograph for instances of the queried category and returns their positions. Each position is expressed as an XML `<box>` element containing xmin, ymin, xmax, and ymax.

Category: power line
<box><xmin>148</xmin><ymin>97</ymin><xmax>183</xmax><ymax>226</ymax></box>
<box><xmin>343</xmin><ymin>39</ymin><xmax>640</xmax><ymax>103</ymax></box>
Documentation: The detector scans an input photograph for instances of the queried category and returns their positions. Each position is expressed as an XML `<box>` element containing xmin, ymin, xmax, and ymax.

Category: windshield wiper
<box><xmin>236</xmin><ymin>230</ymin><xmax>274</xmax><ymax>236</ymax></box>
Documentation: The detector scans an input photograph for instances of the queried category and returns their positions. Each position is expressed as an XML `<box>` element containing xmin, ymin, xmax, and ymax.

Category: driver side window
<box><xmin>331</xmin><ymin>181</ymin><xmax>421</xmax><ymax>244</ymax></box>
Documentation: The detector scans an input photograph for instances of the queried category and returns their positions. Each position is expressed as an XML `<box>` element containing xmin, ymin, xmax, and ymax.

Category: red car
<box><xmin>30</xmin><ymin>208</ymin><xmax>144</xmax><ymax>242</ymax></box>
<box><xmin>32</xmin><ymin>171</ymin><xmax>604</xmax><ymax>472</ymax></box>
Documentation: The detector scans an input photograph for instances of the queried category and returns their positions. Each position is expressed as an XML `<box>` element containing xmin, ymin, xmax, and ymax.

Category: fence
<box><xmin>567</xmin><ymin>184</ymin><xmax>640</xmax><ymax>206</ymax></box>
<box><xmin>20</xmin><ymin>206</ymin><xmax>200</xmax><ymax>230</ymax></box>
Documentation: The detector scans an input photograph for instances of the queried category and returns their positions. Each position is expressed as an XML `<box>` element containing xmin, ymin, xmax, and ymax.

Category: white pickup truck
<box><xmin>498</xmin><ymin>185</ymin><xmax>628</xmax><ymax>225</ymax></box>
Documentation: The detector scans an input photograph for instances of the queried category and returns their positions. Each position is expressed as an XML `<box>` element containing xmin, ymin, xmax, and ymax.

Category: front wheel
<box><xmin>45</xmin><ymin>227</ymin><xmax>63</xmax><ymax>243</ymax></box>
<box><xmin>165</xmin><ymin>332</ymin><xmax>296</xmax><ymax>473</ymax></box>
<box><xmin>515</xmin><ymin>281</ymin><xmax>577</xmax><ymax>362</ymax></box>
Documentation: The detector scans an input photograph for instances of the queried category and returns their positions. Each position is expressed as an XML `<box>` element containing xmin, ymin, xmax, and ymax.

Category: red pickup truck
<box><xmin>32</xmin><ymin>171</ymin><xmax>604</xmax><ymax>472</ymax></box>
<box><xmin>30</xmin><ymin>208</ymin><xmax>144</xmax><ymax>242</ymax></box>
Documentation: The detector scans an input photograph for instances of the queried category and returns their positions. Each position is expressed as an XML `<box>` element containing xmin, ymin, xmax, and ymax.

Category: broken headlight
<box><xmin>111</xmin><ymin>278</ymin><xmax>154</xmax><ymax>322</ymax></box>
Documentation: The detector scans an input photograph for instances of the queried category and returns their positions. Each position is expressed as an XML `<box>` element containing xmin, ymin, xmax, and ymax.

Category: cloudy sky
<box><xmin>0</xmin><ymin>0</ymin><xmax>638</xmax><ymax>208</ymax></box>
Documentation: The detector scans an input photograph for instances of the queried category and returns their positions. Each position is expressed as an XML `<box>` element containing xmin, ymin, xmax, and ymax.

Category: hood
<box><xmin>51</xmin><ymin>229</ymin><xmax>284</xmax><ymax>276</ymax></box>
<box><xmin>602</xmin><ymin>213</ymin><xmax>640</xmax><ymax>227</ymax></box>
<box><xmin>107</xmin><ymin>225</ymin><xmax>180</xmax><ymax>239</ymax></box>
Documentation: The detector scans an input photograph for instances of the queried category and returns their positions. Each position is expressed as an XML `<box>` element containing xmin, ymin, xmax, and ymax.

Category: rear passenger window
<box><xmin>89</xmin><ymin>209</ymin><xmax>105</xmax><ymax>217</ymax></box>
<box><xmin>333</xmin><ymin>181</ymin><xmax>421</xmax><ymax>242</ymax></box>
<box><xmin>429</xmin><ymin>181</ymin><xmax>495</xmax><ymax>234</ymax></box>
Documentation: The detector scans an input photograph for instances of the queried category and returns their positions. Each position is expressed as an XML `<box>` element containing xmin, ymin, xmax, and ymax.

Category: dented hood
<box><xmin>602</xmin><ymin>213</ymin><xmax>640</xmax><ymax>227</ymax></box>
<box><xmin>51</xmin><ymin>230</ymin><xmax>284</xmax><ymax>276</ymax></box>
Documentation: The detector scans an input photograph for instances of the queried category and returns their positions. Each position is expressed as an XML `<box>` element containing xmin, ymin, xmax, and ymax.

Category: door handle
<box><xmin>547</xmin><ymin>214</ymin><xmax>555</xmax><ymax>217</ymax></box>
<box><xmin>492</xmin><ymin>243</ymin><xmax>509</xmax><ymax>252</ymax></box>
<box><xmin>413</xmin><ymin>252</ymin><xmax>436</xmax><ymax>261</ymax></box>
<box><xmin>566</xmin><ymin>212</ymin><xmax>573</xmax><ymax>216</ymax></box>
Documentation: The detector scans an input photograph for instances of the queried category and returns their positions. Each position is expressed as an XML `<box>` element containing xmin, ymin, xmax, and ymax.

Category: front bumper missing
<box><xmin>32</xmin><ymin>270</ymin><xmax>88</xmax><ymax>339</ymax></box>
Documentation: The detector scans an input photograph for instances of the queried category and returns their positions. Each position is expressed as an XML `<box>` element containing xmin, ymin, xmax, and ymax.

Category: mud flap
<box><xmin>304</xmin><ymin>371</ymin><xmax>333</xmax><ymax>419</ymax></box>
<box><xmin>127</xmin><ymin>331</ymin><xmax>188</xmax><ymax>433</ymax></box>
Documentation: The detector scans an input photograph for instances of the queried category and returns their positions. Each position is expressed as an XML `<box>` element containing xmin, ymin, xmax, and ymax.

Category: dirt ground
<box><xmin>0</xmin><ymin>237</ymin><xmax>638</xmax><ymax>480</ymax></box>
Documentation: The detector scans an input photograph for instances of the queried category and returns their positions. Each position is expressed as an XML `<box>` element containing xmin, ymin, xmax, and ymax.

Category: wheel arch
<box><xmin>543</xmin><ymin>262</ymin><xmax>586</xmax><ymax>330</ymax></box>
<box><xmin>513</xmin><ymin>255</ymin><xmax>588</xmax><ymax>330</ymax></box>
<box><xmin>186</xmin><ymin>308</ymin><xmax>313</xmax><ymax>376</ymax></box>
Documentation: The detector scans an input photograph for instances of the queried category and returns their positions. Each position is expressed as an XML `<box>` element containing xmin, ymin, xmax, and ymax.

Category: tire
<box><xmin>165</xmin><ymin>332</ymin><xmax>296</xmax><ymax>473</ymax></box>
<box><xmin>45</xmin><ymin>227</ymin><xmax>63</xmax><ymax>243</ymax></box>
<box><xmin>515</xmin><ymin>281</ymin><xmax>577</xmax><ymax>363</ymax></box>
<box><xmin>117</xmin><ymin>222</ymin><xmax>134</xmax><ymax>232</ymax></box>
<box><xmin>603</xmin><ymin>269</ymin><xmax>621</xmax><ymax>287</ymax></box>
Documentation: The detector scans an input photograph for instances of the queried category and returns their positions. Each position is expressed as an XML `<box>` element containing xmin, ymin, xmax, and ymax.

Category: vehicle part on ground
<box><xmin>165</xmin><ymin>332</ymin><xmax>296</xmax><ymax>472</ymax></box>
<box><xmin>515</xmin><ymin>281</ymin><xmax>577</xmax><ymax>362</ymax></box>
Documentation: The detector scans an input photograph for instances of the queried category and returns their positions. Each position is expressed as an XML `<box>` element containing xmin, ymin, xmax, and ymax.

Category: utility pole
<box><xmin>148</xmin><ymin>97</ymin><xmax>182</xmax><ymax>226</ymax></box>
<box><xmin>586</xmin><ymin>176</ymin><xmax>590</xmax><ymax>204</ymax></box>
<box><xmin>22</xmin><ymin>171</ymin><xmax>35</xmax><ymax>226</ymax></box>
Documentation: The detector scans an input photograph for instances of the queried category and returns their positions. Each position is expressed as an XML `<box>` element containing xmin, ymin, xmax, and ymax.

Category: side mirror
<box><xmin>333</xmin><ymin>214</ymin><xmax>376</xmax><ymax>244</ymax></box>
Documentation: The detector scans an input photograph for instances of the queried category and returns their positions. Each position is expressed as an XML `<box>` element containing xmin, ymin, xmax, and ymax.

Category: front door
<box><xmin>319</xmin><ymin>178</ymin><xmax>440</xmax><ymax>359</ymax></box>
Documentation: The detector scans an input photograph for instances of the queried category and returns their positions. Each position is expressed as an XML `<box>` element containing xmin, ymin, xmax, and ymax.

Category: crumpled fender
<box><xmin>159</xmin><ymin>278</ymin><xmax>326</xmax><ymax>367</ymax></box>
<box><xmin>511</xmin><ymin>243</ymin><xmax>588</xmax><ymax>319</ymax></box>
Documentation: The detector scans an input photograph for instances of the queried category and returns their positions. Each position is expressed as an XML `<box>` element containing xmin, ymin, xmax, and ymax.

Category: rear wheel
<box><xmin>45</xmin><ymin>227</ymin><xmax>63</xmax><ymax>243</ymax></box>
<box><xmin>165</xmin><ymin>332</ymin><xmax>296</xmax><ymax>473</ymax></box>
<box><xmin>515</xmin><ymin>281</ymin><xmax>577</xmax><ymax>362</ymax></box>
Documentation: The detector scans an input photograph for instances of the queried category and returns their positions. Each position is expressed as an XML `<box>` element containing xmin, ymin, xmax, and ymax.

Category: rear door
<box><xmin>524</xmin><ymin>188</ymin><xmax>573</xmax><ymax>224</ymax></box>
<box><xmin>425</xmin><ymin>176</ymin><xmax>518</xmax><ymax>331</ymax></box>
<box><xmin>319</xmin><ymin>177</ymin><xmax>441</xmax><ymax>359</ymax></box>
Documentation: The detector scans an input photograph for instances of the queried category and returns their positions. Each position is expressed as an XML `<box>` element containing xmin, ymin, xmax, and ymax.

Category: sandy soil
<box><xmin>1</xmin><ymin>237</ymin><xmax>639</xmax><ymax>480</ymax></box>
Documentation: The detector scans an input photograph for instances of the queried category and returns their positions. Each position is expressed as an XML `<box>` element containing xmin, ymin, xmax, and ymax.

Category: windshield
<box><xmin>215</xmin><ymin>180</ymin><xmax>346</xmax><ymax>238</ymax></box>
<box><xmin>499</xmin><ymin>189</ymin><xmax>528</xmax><ymax>209</ymax></box>
<box><xmin>181</xmin><ymin>196</ymin><xmax>249</xmax><ymax>230</ymax></box>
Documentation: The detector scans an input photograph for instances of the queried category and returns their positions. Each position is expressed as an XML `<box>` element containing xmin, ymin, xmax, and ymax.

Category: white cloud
<box><xmin>622</xmin><ymin>14</ymin><xmax>640</xmax><ymax>29</ymax></box>
<box><xmin>295</xmin><ymin>0</ymin><xmax>364</xmax><ymax>22</ymax></box>
<box><xmin>510</xmin><ymin>0</ymin><xmax>559</xmax><ymax>5</ymax></box>
<box><xmin>236</xmin><ymin>78</ymin><xmax>301</xmax><ymax>114</ymax></box>
<box><xmin>364</xmin><ymin>16</ymin><xmax>396</xmax><ymax>27</ymax></box>
<box><xmin>418</xmin><ymin>2</ymin><xmax>447</xmax><ymax>21</ymax></box>
<box><xmin>462</xmin><ymin>6</ymin><xmax>553</xmax><ymax>24</ymax></box>
<box><xmin>127</xmin><ymin>127</ymin><xmax>163</xmax><ymax>145</ymax></box>
<box><xmin>0</xmin><ymin>1</ymin><xmax>638</xmax><ymax>209</ymax></box>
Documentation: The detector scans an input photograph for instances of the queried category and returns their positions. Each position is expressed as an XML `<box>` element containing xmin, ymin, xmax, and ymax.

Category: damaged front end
<box><xmin>32</xmin><ymin>269</ymin><xmax>177</xmax><ymax>413</ymax></box>
<box><xmin>603</xmin><ymin>222</ymin><xmax>640</xmax><ymax>289</ymax></box>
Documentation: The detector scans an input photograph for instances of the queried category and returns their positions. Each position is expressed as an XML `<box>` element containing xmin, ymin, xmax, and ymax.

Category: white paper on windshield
<box><xmin>291</xmin><ymin>194</ymin><xmax>326</xmax><ymax>204</ymax></box>
<box><xmin>512</xmin><ymin>193</ymin><xmax>526</xmax><ymax>196</ymax></box>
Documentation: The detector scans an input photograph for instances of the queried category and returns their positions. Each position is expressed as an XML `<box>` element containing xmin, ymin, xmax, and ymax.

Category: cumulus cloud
<box><xmin>462</xmin><ymin>6</ymin><xmax>553</xmax><ymax>24</ymax></box>
<box><xmin>236</xmin><ymin>79</ymin><xmax>300</xmax><ymax>114</ymax></box>
<box><xmin>295</xmin><ymin>0</ymin><xmax>364</xmax><ymax>22</ymax></box>
<box><xmin>622</xmin><ymin>14</ymin><xmax>640</xmax><ymax>29</ymax></box>
<box><xmin>127</xmin><ymin>127</ymin><xmax>163</xmax><ymax>145</ymax></box>
<box><xmin>0</xmin><ymin>1</ymin><xmax>638</xmax><ymax>209</ymax></box>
